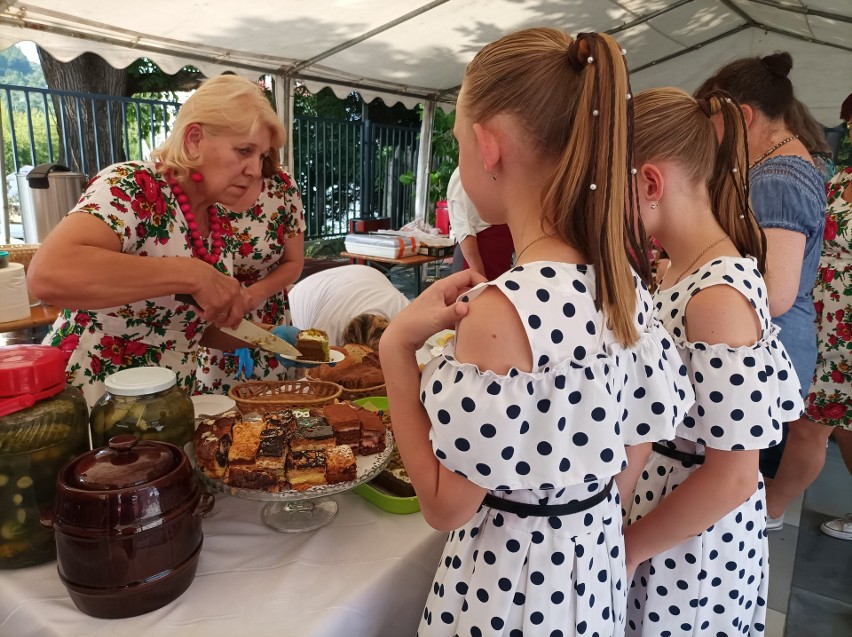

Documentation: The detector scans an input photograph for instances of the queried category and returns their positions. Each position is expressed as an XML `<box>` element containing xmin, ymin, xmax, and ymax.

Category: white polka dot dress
<box><xmin>625</xmin><ymin>257</ymin><xmax>804</xmax><ymax>637</ymax></box>
<box><xmin>418</xmin><ymin>263</ymin><xmax>695</xmax><ymax>637</ymax></box>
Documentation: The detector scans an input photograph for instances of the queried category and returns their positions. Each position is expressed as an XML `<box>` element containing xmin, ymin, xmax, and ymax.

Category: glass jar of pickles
<box><xmin>0</xmin><ymin>345</ymin><xmax>89</xmax><ymax>568</ymax></box>
<box><xmin>89</xmin><ymin>367</ymin><xmax>194</xmax><ymax>449</ymax></box>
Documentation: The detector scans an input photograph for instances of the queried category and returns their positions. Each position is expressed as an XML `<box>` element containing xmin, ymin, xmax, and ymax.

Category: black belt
<box><xmin>481</xmin><ymin>478</ymin><xmax>614</xmax><ymax>517</ymax></box>
<box><xmin>652</xmin><ymin>442</ymin><xmax>705</xmax><ymax>465</ymax></box>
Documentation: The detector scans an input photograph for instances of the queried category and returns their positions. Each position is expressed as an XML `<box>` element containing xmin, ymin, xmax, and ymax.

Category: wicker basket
<box><xmin>0</xmin><ymin>244</ymin><xmax>40</xmax><ymax>273</ymax></box>
<box><xmin>228</xmin><ymin>380</ymin><xmax>343</xmax><ymax>414</ymax></box>
<box><xmin>338</xmin><ymin>383</ymin><xmax>387</xmax><ymax>402</ymax></box>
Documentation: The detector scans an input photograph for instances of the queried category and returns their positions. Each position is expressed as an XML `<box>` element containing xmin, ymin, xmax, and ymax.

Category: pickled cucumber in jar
<box><xmin>90</xmin><ymin>367</ymin><xmax>194</xmax><ymax>448</ymax></box>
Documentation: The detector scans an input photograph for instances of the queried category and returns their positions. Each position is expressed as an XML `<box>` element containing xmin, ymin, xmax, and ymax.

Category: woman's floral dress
<box><xmin>808</xmin><ymin>166</ymin><xmax>852</xmax><ymax>429</ymax></box>
<box><xmin>194</xmin><ymin>170</ymin><xmax>305</xmax><ymax>395</ymax></box>
<box><xmin>42</xmin><ymin>161</ymin><xmax>233</xmax><ymax>408</ymax></box>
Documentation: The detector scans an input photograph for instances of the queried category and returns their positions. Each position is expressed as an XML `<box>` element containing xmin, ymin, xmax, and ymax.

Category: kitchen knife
<box><xmin>175</xmin><ymin>294</ymin><xmax>303</xmax><ymax>358</ymax></box>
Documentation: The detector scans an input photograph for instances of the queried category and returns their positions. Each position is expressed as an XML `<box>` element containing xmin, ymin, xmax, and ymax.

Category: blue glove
<box><xmin>271</xmin><ymin>325</ymin><xmax>337</xmax><ymax>368</ymax></box>
<box><xmin>230</xmin><ymin>347</ymin><xmax>255</xmax><ymax>379</ymax></box>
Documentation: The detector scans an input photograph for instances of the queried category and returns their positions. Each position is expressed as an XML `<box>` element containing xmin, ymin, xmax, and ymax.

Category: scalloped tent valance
<box><xmin>1</xmin><ymin>1</ymin><xmax>849</xmax><ymax>220</ymax></box>
<box><xmin>0</xmin><ymin>0</ymin><xmax>849</xmax><ymax>122</ymax></box>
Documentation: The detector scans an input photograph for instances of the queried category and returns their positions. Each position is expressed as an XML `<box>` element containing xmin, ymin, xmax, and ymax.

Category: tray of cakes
<box><xmin>193</xmin><ymin>401</ymin><xmax>392</xmax><ymax>504</ymax></box>
<box><xmin>305</xmin><ymin>343</ymin><xmax>386</xmax><ymax>401</ymax></box>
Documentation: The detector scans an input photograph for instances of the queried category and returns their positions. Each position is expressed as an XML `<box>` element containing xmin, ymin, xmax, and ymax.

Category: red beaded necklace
<box><xmin>163</xmin><ymin>171</ymin><xmax>223</xmax><ymax>265</ymax></box>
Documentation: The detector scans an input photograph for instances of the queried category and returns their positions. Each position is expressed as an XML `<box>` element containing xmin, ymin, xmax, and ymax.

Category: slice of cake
<box><xmin>296</xmin><ymin>328</ymin><xmax>330</xmax><ymax>362</ymax></box>
<box><xmin>228</xmin><ymin>421</ymin><xmax>265</xmax><ymax>465</ymax></box>
<box><xmin>227</xmin><ymin>465</ymin><xmax>280</xmax><ymax>491</ymax></box>
<box><xmin>322</xmin><ymin>402</ymin><xmax>362</xmax><ymax>450</ymax></box>
<box><xmin>289</xmin><ymin>416</ymin><xmax>336</xmax><ymax>452</ymax></box>
<box><xmin>287</xmin><ymin>449</ymin><xmax>327</xmax><ymax>491</ymax></box>
<box><xmin>194</xmin><ymin>414</ymin><xmax>236</xmax><ymax>479</ymax></box>
<box><xmin>326</xmin><ymin>445</ymin><xmax>357</xmax><ymax>483</ymax></box>
<box><xmin>357</xmin><ymin>407</ymin><xmax>387</xmax><ymax>456</ymax></box>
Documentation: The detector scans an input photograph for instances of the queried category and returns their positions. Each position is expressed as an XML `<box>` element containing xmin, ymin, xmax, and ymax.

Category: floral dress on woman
<box><xmin>808</xmin><ymin>166</ymin><xmax>852</xmax><ymax>428</ymax></box>
<box><xmin>194</xmin><ymin>170</ymin><xmax>305</xmax><ymax>395</ymax></box>
<box><xmin>43</xmin><ymin>162</ymin><xmax>233</xmax><ymax>408</ymax></box>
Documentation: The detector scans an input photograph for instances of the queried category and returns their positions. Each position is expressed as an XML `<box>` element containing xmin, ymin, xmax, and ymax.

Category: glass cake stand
<box><xmin>197</xmin><ymin>434</ymin><xmax>393</xmax><ymax>533</ymax></box>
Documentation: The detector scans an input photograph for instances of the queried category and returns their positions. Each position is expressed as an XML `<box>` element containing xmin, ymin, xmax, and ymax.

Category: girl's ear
<box><xmin>639</xmin><ymin>163</ymin><xmax>665</xmax><ymax>202</ymax></box>
<box><xmin>472</xmin><ymin>122</ymin><xmax>501</xmax><ymax>173</ymax></box>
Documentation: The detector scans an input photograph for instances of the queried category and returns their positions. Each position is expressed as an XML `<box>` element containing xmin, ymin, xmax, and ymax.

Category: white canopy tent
<box><xmin>1</xmin><ymin>0</ymin><xmax>849</xmax><ymax>219</ymax></box>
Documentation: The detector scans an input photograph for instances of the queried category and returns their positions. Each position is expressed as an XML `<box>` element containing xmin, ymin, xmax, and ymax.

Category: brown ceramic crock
<box><xmin>43</xmin><ymin>434</ymin><xmax>213</xmax><ymax>618</ymax></box>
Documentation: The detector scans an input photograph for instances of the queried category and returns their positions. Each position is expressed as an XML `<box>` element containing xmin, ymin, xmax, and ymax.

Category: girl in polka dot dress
<box><xmin>380</xmin><ymin>30</ymin><xmax>694</xmax><ymax>637</ymax></box>
<box><xmin>623</xmin><ymin>89</ymin><xmax>804</xmax><ymax>636</ymax></box>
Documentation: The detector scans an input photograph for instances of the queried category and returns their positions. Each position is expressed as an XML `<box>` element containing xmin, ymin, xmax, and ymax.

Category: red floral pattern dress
<box><xmin>42</xmin><ymin>162</ymin><xmax>233</xmax><ymax>408</ymax></box>
<box><xmin>807</xmin><ymin>166</ymin><xmax>852</xmax><ymax>428</ymax></box>
<box><xmin>194</xmin><ymin>170</ymin><xmax>305</xmax><ymax>394</ymax></box>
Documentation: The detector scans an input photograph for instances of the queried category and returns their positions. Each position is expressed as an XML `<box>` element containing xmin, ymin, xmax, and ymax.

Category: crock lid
<box><xmin>0</xmin><ymin>345</ymin><xmax>66</xmax><ymax>398</ymax></box>
<box><xmin>104</xmin><ymin>366</ymin><xmax>177</xmax><ymax>396</ymax></box>
<box><xmin>70</xmin><ymin>435</ymin><xmax>178</xmax><ymax>490</ymax></box>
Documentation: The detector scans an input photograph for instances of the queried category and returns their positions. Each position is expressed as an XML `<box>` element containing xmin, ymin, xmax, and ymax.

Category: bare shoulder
<box><xmin>685</xmin><ymin>285</ymin><xmax>761</xmax><ymax>347</ymax></box>
<box><xmin>455</xmin><ymin>286</ymin><xmax>532</xmax><ymax>374</ymax></box>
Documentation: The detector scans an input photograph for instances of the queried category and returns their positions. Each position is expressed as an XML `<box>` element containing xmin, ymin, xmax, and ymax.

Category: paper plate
<box><xmin>191</xmin><ymin>394</ymin><xmax>236</xmax><ymax>418</ymax></box>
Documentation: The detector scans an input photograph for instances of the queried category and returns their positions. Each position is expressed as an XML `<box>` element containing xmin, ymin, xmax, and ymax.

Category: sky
<box><xmin>17</xmin><ymin>41</ymin><xmax>39</xmax><ymax>64</ymax></box>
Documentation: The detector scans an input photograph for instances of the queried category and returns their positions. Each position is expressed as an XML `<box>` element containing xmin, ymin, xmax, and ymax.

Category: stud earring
<box><xmin>649</xmin><ymin>201</ymin><xmax>659</xmax><ymax>209</ymax></box>
<box><xmin>190</xmin><ymin>171</ymin><xmax>203</xmax><ymax>183</ymax></box>
<box><xmin>490</xmin><ymin>173</ymin><xmax>497</xmax><ymax>181</ymax></box>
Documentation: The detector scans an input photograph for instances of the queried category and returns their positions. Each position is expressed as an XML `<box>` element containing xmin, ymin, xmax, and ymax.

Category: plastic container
<box><xmin>89</xmin><ymin>367</ymin><xmax>194</xmax><ymax>449</ymax></box>
<box><xmin>344</xmin><ymin>233</ymin><xmax>420</xmax><ymax>259</ymax></box>
<box><xmin>0</xmin><ymin>345</ymin><xmax>89</xmax><ymax>568</ymax></box>
<box><xmin>435</xmin><ymin>200</ymin><xmax>449</xmax><ymax>235</ymax></box>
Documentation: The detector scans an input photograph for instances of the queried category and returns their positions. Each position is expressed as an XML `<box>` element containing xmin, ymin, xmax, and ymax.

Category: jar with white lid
<box><xmin>89</xmin><ymin>367</ymin><xmax>194</xmax><ymax>448</ymax></box>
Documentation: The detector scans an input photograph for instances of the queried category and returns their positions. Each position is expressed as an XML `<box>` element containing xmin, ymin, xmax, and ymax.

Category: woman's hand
<box><xmin>191</xmin><ymin>263</ymin><xmax>247</xmax><ymax>329</ymax></box>
<box><xmin>382</xmin><ymin>270</ymin><xmax>487</xmax><ymax>352</ymax></box>
<box><xmin>241</xmin><ymin>285</ymin><xmax>265</xmax><ymax>314</ymax></box>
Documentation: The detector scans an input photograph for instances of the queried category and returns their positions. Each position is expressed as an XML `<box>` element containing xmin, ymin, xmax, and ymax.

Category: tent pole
<box><xmin>273</xmin><ymin>75</ymin><xmax>293</xmax><ymax>172</ymax></box>
<box><xmin>414</xmin><ymin>99</ymin><xmax>436</xmax><ymax>222</ymax></box>
<box><xmin>0</xmin><ymin>98</ymin><xmax>9</xmax><ymax>244</ymax></box>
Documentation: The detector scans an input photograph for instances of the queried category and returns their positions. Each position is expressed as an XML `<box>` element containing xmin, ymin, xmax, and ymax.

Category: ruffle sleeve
<box><xmin>420</xmin><ymin>324</ymin><xmax>694</xmax><ymax>491</ymax></box>
<box><xmin>676</xmin><ymin>324</ymin><xmax>803</xmax><ymax>450</ymax></box>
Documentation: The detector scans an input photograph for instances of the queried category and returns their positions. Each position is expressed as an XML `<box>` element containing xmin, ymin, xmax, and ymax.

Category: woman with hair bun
<box><xmin>624</xmin><ymin>88</ymin><xmax>802</xmax><ymax>637</ymax></box>
<box><xmin>380</xmin><ymin>28</ymin><xmax>693</xmax><ymax>636</ymax></box>
<box><xmin>695</xmin><ymin>53</ymin><xmax>827</xmax><ymax>529</ymax></box>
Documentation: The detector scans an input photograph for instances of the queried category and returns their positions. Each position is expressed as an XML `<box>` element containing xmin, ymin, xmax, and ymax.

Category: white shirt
<box><xmin>288</xmin><ymin>265</ymin><xmax>410</xmax><ymax>346</ymax></box>
<box><xmin>446</xmin><ymin>167</ymin><xmax>490</xmax><ymax>243</ymax></box>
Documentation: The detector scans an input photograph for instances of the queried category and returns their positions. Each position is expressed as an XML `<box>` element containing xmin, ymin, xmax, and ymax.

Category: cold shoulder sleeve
<box><xmin>676</xmin><ymin>324</ymin><xmax>803</xmax><ymax>450</ymax></box>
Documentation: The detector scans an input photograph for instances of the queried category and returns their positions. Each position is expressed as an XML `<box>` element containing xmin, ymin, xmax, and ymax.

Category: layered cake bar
<box><xmin>290</xmin><ymin>416</ymin><xmax>336</xmax><ymax>451</ymax></box>
<box><xmin>322</xmin><ymin>402</ymin><xmax>362</xmax><ymax>450</ymax></box>
<box><xmin>358</xmin><ymin>407</ymin><xmax>386</xmax><ymax>455</ymax></box>
<box><xmin>296</xmin><ymin>328</ymin><xmax>330</xmax><ymax>362</ymax></box>
<box><xmin>325</xmin><ymin>445</ymin><xmax>357</xmax><ymax>483</ymax></box>
<box><xmin>287</xmin><ymin>449</ymin><xmax>327</xmax><ymax>491</ymax></box>
<box><xmin>227</xmin><ymin>465</ymin><xmax>280</xmax><ymax>491</ymax></box>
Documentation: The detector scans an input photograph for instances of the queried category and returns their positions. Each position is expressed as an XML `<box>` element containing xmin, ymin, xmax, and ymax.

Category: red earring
<box><xmin>190</xmin><ymin>171</ymin><xmax>203</xmax><ymax>183</ymax></box>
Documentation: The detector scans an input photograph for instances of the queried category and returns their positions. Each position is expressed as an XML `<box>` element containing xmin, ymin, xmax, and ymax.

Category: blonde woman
<box><xmin>29</xmin><ymin>75</ymin><xmax>284</xmax><ymax>406</ymax></box>
<box><xmin>380</xmin><ymin>29</ymin><xmax>693</xmax><ymax>636</ymax></box>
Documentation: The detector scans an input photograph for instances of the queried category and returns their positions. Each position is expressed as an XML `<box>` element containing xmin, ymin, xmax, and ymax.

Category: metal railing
<box><xmin>1</xmin><ymin>83</ymin><xmax>420</xmax><ymax>242</ymax></box>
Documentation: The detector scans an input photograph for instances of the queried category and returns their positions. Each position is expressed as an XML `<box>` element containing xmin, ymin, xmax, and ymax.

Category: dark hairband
<box><xmin>567</xmin><ymin>34</ymin><xmax>593</xmax><ymax>72</ymax></box>
<box><xmin>696</xmin><ymin>97</ymin><xmax>713</xmax><ymax>118</ymax></box>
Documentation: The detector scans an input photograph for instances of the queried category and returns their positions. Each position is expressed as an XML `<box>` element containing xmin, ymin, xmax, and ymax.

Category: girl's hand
<box><xmin>383</xmin><ymin>270</ymin><xmax>487</xmax><ymax>352</ymax></box>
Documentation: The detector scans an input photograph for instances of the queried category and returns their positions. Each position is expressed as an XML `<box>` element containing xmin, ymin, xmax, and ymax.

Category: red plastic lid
<box><xmin>0</xmin><ymin>345</ymin><xmax>67</xmax><ymax>398</ymax></box>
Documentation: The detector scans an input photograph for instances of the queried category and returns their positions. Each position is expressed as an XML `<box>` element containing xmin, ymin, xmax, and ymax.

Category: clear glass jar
<box><xmin>0</xmin><ymin>345</ymin><xmax>89</xmax><ymax>568</ymax></box>
<box><xmin>89</xmin><ymin>367</ymin><xmax>194</xmax><ymax>449</ymax></box>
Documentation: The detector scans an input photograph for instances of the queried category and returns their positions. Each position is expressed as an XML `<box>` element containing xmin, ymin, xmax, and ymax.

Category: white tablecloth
<box><xmin>0</xmin><ymin>491</ymin><xmax>445</xmax><ymax>637</ymax></box>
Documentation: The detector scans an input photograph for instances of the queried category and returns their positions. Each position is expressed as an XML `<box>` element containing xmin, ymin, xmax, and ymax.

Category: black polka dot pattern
<box><xmin>624</xmin><ymin>256</ymin><xmax>803</xmax><ymax>636</ymax></box>
<box><xmin>417</xmin><ymin>263</ymin><xmax>695</xmax><ymax>635</ymax></box>
<box><xmin>653</xmin><ymin>257</ymin><xmax>802</xmax><ymax>452</ymax></box>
